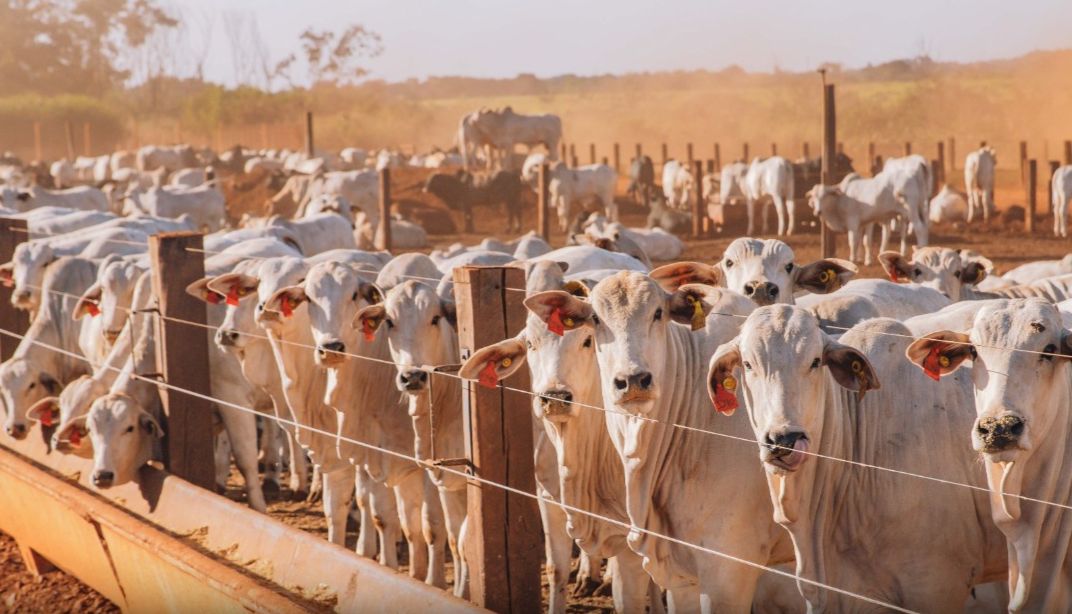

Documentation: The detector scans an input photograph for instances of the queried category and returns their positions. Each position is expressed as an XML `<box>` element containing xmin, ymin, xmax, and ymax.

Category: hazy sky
<box><xmin>180</xmin><ymin>0</ymin><xmax>1072</xmax><ymax>84</ymax></box>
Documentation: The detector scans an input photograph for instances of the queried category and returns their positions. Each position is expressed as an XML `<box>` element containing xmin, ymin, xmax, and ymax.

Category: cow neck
<box><xmin>994</xmin><ymin>368</ymin><xmax>1072</xmax><ymax>612</ymax></box>
<box><xmin>409</xmin><ymin>333</ymin><xmax>465</xmax><ymax>491</ymax></box>
<box><xmin>19</xmin><ymin>278</ymin><xmax>87</xmax><ymax>384</ymax></box>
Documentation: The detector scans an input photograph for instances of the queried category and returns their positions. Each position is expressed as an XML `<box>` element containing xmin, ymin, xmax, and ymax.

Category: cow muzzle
<box><xmin>316</xmin><ymin>341</ymin><xmax>348</xmax><ymax>365</ymax></box>
<box><xmin>538</xmin><ymin>389</ymin><xmax>574</xmax><ymax>421</ymax></box>
<box><xmin>92</xmin><ymin>470</ymin><xmax>115</xmax><ymax>488</ymax></box>
<box><xmin>11</xmin><ymin>290</ymin><xmax>32</xmax><ymax>309</ymax></box>
<box><xmin>397</xmin><ymin>369</ymin><xmax>429</xmax><ymax>392</ymax></box>
<box><xmin>743</xmin><ymin>281</ymin><xmax>780</xmax><ymax>306</ymax></box>
<box><xmin>763</xmin><ymin>430</ymin><xmax>809</xmax><ymax>472</ymax></box>
<box><xmin>4</xmin><ymin>422</ymin><xmax>27</xmax><ymax>440</ymax></box>
<box><xmin>215</xmin><ymin>329</ymin><xmax>241</xmax><ymax>348</ymax></box>
<box><xmin>975</xmin><ymin>414</ymin><xmax>1025</xmax><ymax>454</ymax></box>
<box><xmin>611</xmin><ymin>370</ymin><xmax>655</xmax><ymax>406</ymax></box>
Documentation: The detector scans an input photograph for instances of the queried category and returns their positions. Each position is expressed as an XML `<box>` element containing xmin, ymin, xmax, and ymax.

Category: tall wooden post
<box><xmin>571</xmin><ymin>155</ymin><xmax>579</xmax><ymax>169</ymax></box>
<box><xmin>375</xmin><ymin>169</ymin><xmax>393</xmax><ymax>250</ymax></box>
<box><xmin>802</xmin><ymin>142</ymin><xmax>811</xmax><ymax>159</ymax></box>
<box><xmin>588</xmin><ymin>143</ymin><xmax>595</xmax><ymax>165</ymax></box>
<box><xmin>692</xmin><ymin>160</ymin><xmax>705</xmax><ymax>238</ymax></box>
<box><xmin>613</xmin><ymin>143</ymin><xmax>621</xmax><ymax>173</ymax></box>
<box><xmin>149</xmin><ymin>232</ymin><xmax>215</xmax><ymax>491</ymax></box>
<box><xmin>304</xmin><ymin>111</ymin><xmax>314</xmax><ymax>157</ymax></box>
<box><xmin>0</xmin><ymin>219</ymin><xmax>30</xmax><ymax>362</ymax></box>
<box><xmin>686</xmin><ymin>143</ymin><xmax>694</xmax><ymax>163</ymax></box>
<box><xmin>569</xmin><ymin>144</ymin><xmax>576</xmax><ymax>165</ymax></box>
<box><xmin>64</xmin><ymin>121</ymin><xmax>75</xmax><ymax>160</ymax></box>
<box><xmin>867</xmin><ymin>142</ymin><xmax>875</xmax><ymax>167</ymax></box>
<box><xmin>949</xmin><ymin>137</ymin><xmax>957</xmax><ymax>171</ymax></box>
<box><xmin>903</xmin><ymin>142</ymin><xmax>912</xmax><ymax>156</ymax></box>
<box><xmin>661</xmin><ymin>143</ymin><xmax>668</xmax><ymax>164</ymax></box>
<box><xmin>706</xmin><ymin>159</ymin><xmax>715</xmax><ymax>174</ymax></box>
<box><xmin>601</xmin><ymin>156</ymin><xmax>608</xmax><ymax>167</ymax></box>
<box><xmin>537</xmin><ymin>163</ymin><xmax>550</xmax><ymax>242</ymax></box>
<box><xmin>1019</xmin><ymin>141</ymin><xmax>1028</xmax><ymax>184</ymax></box>
<box><xmin>821</xmin><ymin>84</ymin><xmax>837</xmax><ymax>258</ymax></box>
<box><xmin>713</xmin><ymin>143</ymin><xmax>721</xmax><ymax>170</ymax></box>
<box><xmin>635</xmin><ymin>143</ymin><xmax>642</xmax><ymax>160</ymax></box>
<box><xmin>742</xmin><ymin>142</ymin><xmax>750</xmax><ymax>163</ymax></box>
<box><xmin>931</xmin><ymin>159</ymin><xmax>943</xmax><ymax>195</ymax></box>
<box><xmin>32</xmin><ymin>123</ymin><xmax>42</xmax><ymax>161</ymax></box>
<box><xmin>770</xmin><ymin>142</ymin><xmax>778</xmax><ymax>156</ymax></box>
<box><xmin>560</xmin><ymin>143</ymin><xmax>568</xmax><ymax>161</ymax></box>
<box><xmin>1064</xmin><ymin>140</ymin><xmax>1072</xmax><ymax>165</ymax></box>
<box><xmin>455</xmin><ymin>266</ymin><xmax>542</xmax><ymax>613</ymax></box>
<box><xmin>1025</xmin><ymin>160</ymin><xmax>1037</xmax><ymax>233</ymax></box>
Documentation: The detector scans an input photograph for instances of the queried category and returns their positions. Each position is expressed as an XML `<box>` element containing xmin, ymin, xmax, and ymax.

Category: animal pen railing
<box><xmin>5</xmin><ymin>227</ymin><xmax>1072</xmax><ymax>611</ymax></box>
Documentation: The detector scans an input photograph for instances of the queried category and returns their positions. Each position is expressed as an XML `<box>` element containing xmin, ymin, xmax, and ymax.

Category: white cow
<box><xmin>710</xmin><ymin>308</ymin><xmax>1006</xmax><ymax>611</ymax></box>
<box><xmin>0</xmin><ymin>185</ymin><xmax>109</xmax><ymax>213</ymax></box>
<box><xmin>1052</xmin><ymin>165</ymin><xmax>1072</xmax><ymax>238</ymax></box>
<box><xmin>460</xmin><ymin>107</ymin><xmax>562</xmax><ymax>170</ymax></box>
<box><xmin>50</xmin><ymin>159</ymin><xmax>76</xmax><ymax>189</ymax></box>
<box><xmin>169</xmin><ymin>167</ymin><xmax>210</xmax><ymax>188</ymax></box>
<box><xmin>717</xmin><ymin>238</ymin><xmax>856</xmax><ymax>306</ymax></box>
<box><xmin>809</xmin><ymin>172</ymin><xmax>915</xmax><ymax>265</ymax></box>
<box><xmin>59</xmin><ymin>393</ymin><xmax>163</xmax><ymax>489</ymax></box>
<box><xmin>661</xmin><ymin>160</ymin><xmax>695</xmax><ymax>210</ymax></box>
<box><xmin>965</xmin><ymin>146</ymin><xmax>997</xmax><ymax>223</ymax></box>
<box><xmin>908</xmin><ymin>300</ymin><xmax>1072</xmax><ymax>611</ymax></box>
<box><xmin>878</xmin><ymin>247</ymin><xmax>993</xmax><ymax>301</ymax></box>
<box><xmin>531</xmin><ymin>245</ymin><xmax>648</xmax><ymax>275</ymax></box>
<box><xmin>262</xmin><ymin>213</ymin><xmax>357</xmax><ymax>255</ymax></box>
<box><xmin>299</xmin><ymin>170</ymin><xmax>379</xmax><ymax>227</ymax></box>
<box><xmin>136</xmin><ymin>145</ymin><xmax>195</xmax><ymax>172</ymax></box>
<box><xmin>123</xmin><ymin>184</ymin><xmax>226</xmax><ymax>231</ymax></box>
<box><xmin>998</xmin><ymin>253</ymin><xmax>1072</xmax><ymax>286</ymax></box>
<box><xmin>743</xmin><ymin>157</ymin><xmax>796</xmax><ymax>236</ymax></box>
<box><xmin>548</xmin><ymin>162</ymin><xmax>618</xmax><ymax>229</ymax></box>
<box><xmin>354</xmin><ymin>212</ymin><xmax>428</xmax><ymax>251</ymax></box>
<box><xmin>584</xmin><ymin>214</ymin><xmax>684</xmax><ymax>261</ymax></box>
<box><xmin>929</xmin><ymin>184</ymin><xmax>969</xmax><ymax>224</ymax></box>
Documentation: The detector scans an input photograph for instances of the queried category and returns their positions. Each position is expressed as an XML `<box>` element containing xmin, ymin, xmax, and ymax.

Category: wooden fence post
<box><xmin>713</xmin><ymin>143</ymin><xmax>721</xmax><ymax>170</ymax></box>
<box><xmin>64</xmin><ymin>121</ymin><xmax>75</xmax><ymax>160</ymax></box>
<box><xmin>601</xmin><ymin>156</ymin><xmax>608</xmax><ymax>166</ymax></box>
<box><xmin>686</xmin><ymin>143</ymin><xmax>694</xmax><ymax>164</ymax></box>
<box><xmin>867</xmin><ymin>142</ymin><xmax>875</xmax><ymax>167</ymax></box>
<box><xmin>455</xmin><ymin>266</ymin><xmax>542</xmax><ymax>613</ymax></box>
<box><xmin>304</xmin><ymin>112</ymin><xmax>314</xmax><ymax>157</ymax></box>
<box><xmin>613</xmin><ymin>143</ymin><xmax>620</xmax><ymax>173</ymax></box>
<box><xmin>661</xmin><ymin>143</ymin><xmax>668</xmax><ymax>164</ymax></box>
<box><xmin>32</xmin><ymin>123</ymin><xmax>42</xmax><ymax>161</ymax></box>
<box><xmin>1049</xmin><ymin>161</ymin><xmax>1061</xmax><ymax>215</ymax></box>
<box><xmin>1064</xmin><ymin>140</ymin><xmax>1072</xmax><ymax>165</ymax></box>
<box><xmin>937</xmin><ymin>142</ymin><xmax>945</xmax><ymax>177</ymax></box>
<box><xmin>571</xmin><ymin>155</ymin><xmax>579</xmax><ymax>169</ymax></box>
<box><xmin>537</xmin><ymin>163</ymin><xmax>550</xmax><ymax>242</ymax></box>
<box><xmin>635</xmin><ymin>143</ymin><xmax>642</xmax><ymax>160</ymax></box>
<box><xmin>1025</xmin><ymin>160</ymin><xmax>1037</xmax><ymax>234</ymax></box>
<box><xmin>0</xmin><ymin>219</ymin><xmax>30</xmax><ymax>362</ymax></box>
<box><xmin>931</xmin><ymin>159</ymin><xmax>943</xmax><ymax>195</ymax></box>
<box><xmin>1019</xmin><ymin>141</ymin><xmax>1028</xmax><ymax>184</ymax></box>
<box><xmin>770</xmin><ymin>142</ymin><xmax>778</xmax><ymax>156</ymax></box>
<box><xmin>821</xmin><ymin>83</ymin><xmax>837</xmax><ymax>258</ymax></box>
<box><xmin>901</xmin><ymin>142</ymin><xmax>910</xmax><ymax>156</ymax></box>
<box><xmin>802</xmin><ymin>142</ymin><xmax>810</xmax><ymax>159</ymax></box>
<box><xmin>692</xmin><ymin>160</ymin><xmax>705</xmax><ymax>238</ymax></box>
<box><xmin>569</xmin><ymin>144</ymin><xmax>576</xmax><ymax>165</ymax></box>
<box><xmin>149</xmin><ymin>232</ymin><xmax>215</xmax><ymax>490</ymax></box>
<box><xmin>560</xmin><ymin>143</ymin><xmax>568</xmax><ymax>161</ymax></box>
<box><xmin>706</xmin><ymin>159</ymin><xmax>715</xmax><ymax>174</ymax></box>
<box><xmin>589</xmin><ymin>143</ymin><xmax>596</xmax><ymax>165</ymax></box>
<box><xmin>376</xmin><ymin>169</ymin><xmax>393</xmax><ymax>250</ymax></box>
<box><xmin>742</xmin><ymin>142</ymin><xmax>750</xmax><ymax>163</ymax></box>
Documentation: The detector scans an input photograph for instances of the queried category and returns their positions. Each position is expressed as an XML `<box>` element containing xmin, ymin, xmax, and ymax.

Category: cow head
<box><xmin>806</xmin><ymin>184</ymin><xmax>842</xmax><ymax>218</ymax></box>
<box><xmin>354</xmin><ymin>280</ymin><xmax>455</xmax><ymax>394</ymax></box>
<box><xmin>77</xmin><ymin>394</ymin><xmax>163</xmax><ymax>489</ymax></box>
<box><xmin>206</xmin><ymin>270</ymin><xmax>262</xmax><ymax>354</ymax></box>
<box><xmin>0</xmin><ymin>358</ymin><xmax>61</xmax><ymax>440</ymax></box>
<box><xmin>708</xmin><ymin>305</ymin><xmax>877</xmax><ymax>478</ymax></box>
<box><xmin>879</xmin><ymin>247</ymin><xmax>992</xmax><ymax>300</ymax></box>
<box><xmin>76</xmin><ymin>258</ymin><xmax>145</xmax><ymax>346</ymax></box>
<box><xmin>9</xmin><ymin>241</ymin><xmax>56</xmax><ymax>313</ymax></box>
<box><xmin>28</xmin><ymin>374</ymin><xmax>106</xmax><ymax>457</ymax></box>
<box><xmin>718</xmin><ymin>162</ymin><xmax>747</xmax><ymax>205</ymax></box>
<box><xmin>720</xmin><ymin>238</ymin><xmax>856</xmax><ymax>306</ymax></box>
<box><xmin>524</xmin><ymin>271</ymin><xmax>719</xmax><ymax>416</ymax></box>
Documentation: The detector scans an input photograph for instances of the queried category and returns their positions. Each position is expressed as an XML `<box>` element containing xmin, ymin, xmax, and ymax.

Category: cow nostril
<box><xmin>744</xmin><ymin>282</ymin><xmax>757</xmax><ymax>296</ymax></box>
<box><xmin>419</xmin><ymin>372</ymin><xmax>428</xmax><ymax>382</ymax></box>
<box><xmin>320</xmin><ymin>341</ymin><xmax>345</xmax><ymax>354</ymax></box>
<box><xmin>613</xmin><ymin>378</ymin><xmax>627</xmax><ymax>391</ymax></box>
<box><xmin>638</xmin><ymin>372</ymin><xmax>653</xmax><ymax>389</ymax></box>
<box><xmin>768</xmin><ymin>285</ymin><xmax>779</xmax><ymax>298</ymax></box>
<box><xmin>1010</xmin><ymin>421</ymin><xmax>1024</xmax><ymax>436</ymax></box>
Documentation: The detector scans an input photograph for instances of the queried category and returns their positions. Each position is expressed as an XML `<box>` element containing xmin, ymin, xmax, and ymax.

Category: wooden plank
<box><xmin>455</xmin><ymin>266</ymin><xmax>541</xmax><ymax>613</ymax></box>
<box><xmin>304</xmin><ymin>111</ymin><xmax>314</xmax><ymax>156</ymax></box>
<box><xmin>1026</xmin><ymin>159</ymin><xmax>1037</xmax><ymax>234</ymax></box>
<box><xmin>713</xmin><ymin>143</ymin><xmax>721</xmax><ymax>170</ymax></box>
<box><xmin>16</xmin><ymin>538</ymin><xmax>56</xmax><ymax>577</ymax></box>
<box><xmin>149</xmin><ymin>232</ymin><xmax>215</xmax><ymax>491</ymax></box>
<box><xmin>692</xmin><ymin>160</ymin><xmax>705</xmax><ymax>238</ymax></box>
<box><xmin>1065</xmin><ymin>140</ymin><xmax>1072</xmax><ymax>165</ymax></box>
<box><xmin>612</xmin><ymin>143</ymin><xmax>620</xmax><ymax>173</ymax></box>
<box><xmin>537</xmin><ymin>163</ymin><xmax>550</xmax><ymax>242</ymax></box>
<box><xmin>0</xmin><ymin>218</ymin><xmax>30</xmax><ymax>362</ymax></box>
<box><xmin>686</xmin><ymin>142</ymin><xmax>694</xmax><ymax>163</ymax></box>
<box><xmin>661</xmin><ymin>143</ymin><xmax>668</xmax><ymax>164</ymax></box>
<box><xmin>903</xmin><ymin>141</ymin><xmax>911</xmax><ymax>156</ymax></box>
<box><xmin>589</xmin><ymin>143</ymin><xmax>596</xmax><ymax>165</ymax></box>
<box><xmin>742</xmin><ymin>142</ymin><xmax>750</xmax><ymax>162</ymax></box>
<box><xmin>376</xmin><ymin>168</ymin><xmax>394</xmax><ymax>248</ymax></box>
<box><xmin>821</xmin><ymin>83</ymin><xmax>837</xmax><ymax>258</ymax></box>
<box><xmin>64</xmin><ymin>120</ymin><xmax>75</xmax><ymax>160</ymax></box>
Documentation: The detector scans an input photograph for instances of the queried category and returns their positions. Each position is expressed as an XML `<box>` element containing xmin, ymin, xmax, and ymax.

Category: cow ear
<box><xmin>707</xmin><ymin>342</ymin><xmax>742</xmax><ymax>416</ymax></box>
<box><xmin>440</xmin><ymin>299</ymin><xmax>458</xmax><ymax>328</ymax></box>
<box><xmin>668</xmin><ymin>284</ymin><xmax>721</xmax><ymax>331</ymax></box>
<box><xmin>823</xmin><ymin>341</ymin><xmax>880</xmax><ymax>398</ymax></box>
<box><xmin>264</xmin><ymin>286</ymin><xmax>307</xmax><ymax>317</ymax></box>
<box><xmin>560</xmin><ymin>280</ymin><xmax>590</xmax><ymax>298</ymax></box>
<box><xmin>650</xmin><ymin>261</ymin><xmax>722</xmax><ymax>292</ymax></box>
<box><xmin>1061</xmin><ymin>331</ymin><xmax>1072</xmax><ymax>358</ymax></box>
<box><xmin>523</xmin><ymin>291</ymin><xmax>593</xmax><ymax>335</ymax></box>
<box><xmin>139</xmin><ymin>412</ymin><xmax>164</xmax><ymax>439</ymax></box>
<box><xmin>459</xmin><ymin>336</ymin><xmax>527</xmax><ymax>388</ymax></box>
<box><xmin>358</xmin><ymin>281</ymin><xmax>384</xmax><ymax>306</ymax></box>
<box><xmin>39</xmin><ymin>372</ymin><xmax>61</xmax><ymax>395</ymax></box>
<box><xmin>26</xmin><ymin>396</ymin><xmax>60</xmax><ymax>426</ymax></box>
<box><xmin>73</xmin><ymin>284</ymin><xmax>102</xmax><ymax>320</ymax></box>
<box><xmin>555</xmin><ymin>261</ymin><xmax>569</xmax><ymax>273</ymax></box>
<box><xmin>16</xmin><ymin>191</ymin><xmax>30</xmax><ymax>202</ymax></box>
<box><xmin>56</xmin><ymin>417</ymin><xmax>89</xmax><ymax>450</ymax></box>
<box><xmin>793</xmin><ymin>258</ymin><xmax>857</xmax><ymax>294</ymax></box>
<box><xmin>0</xmin><ymin>262</ymin><xmax>13</xmax><ymax>288</ymax></box>
<box><xmin>878</xmin><ymin>251</ymin><xmax>913</xmax><ymax>283</ymax></box>
<box><xmin>185</xmin><ymin>277</ymin><xmax>225</xmax><ymax>305</ymax></box>
<box><xmin>353</xmin><ymin>304</ymin><xmax>387</xmax><ymax>338</ymax></box>
<box><xmin>207</xmin><ymin>273</ymin><xmax>260</xmax><ymax>303</ymax></box>
<box><xmin>957</xmin><ymin>259</ymin><xmax>991</xmax><ymax>286</ymax></box>
<box><xmin>906</xmin><ymin>331</ymin><xmax>974</xmax><ymax>380</ymax></box>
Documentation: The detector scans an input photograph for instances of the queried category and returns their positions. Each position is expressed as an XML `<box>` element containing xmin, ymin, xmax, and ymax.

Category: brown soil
<box><xmin>0</xmin><ymin>532</ymin><xmax>119</xmax><ymax>614</ymax></box>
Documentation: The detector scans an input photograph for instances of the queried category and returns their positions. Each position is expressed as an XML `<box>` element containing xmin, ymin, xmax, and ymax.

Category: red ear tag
<box><xmin>478</xmin><ymin>360</ymin><xmax>499</xmax><ymax>389</ymax></box>
<box><xmin>712</xmin><ymin>377</ymin><xmax>739</xmax><ymax>415</ymax></box>
<box><xmin>279</xmin><ymin>295</ymin><xmax>293</xmax><ymax>318</ymax></box>
<box><xmin>362</xmin><ymin>318</ymin><xmax>376</xmax><ymax>342</ymax></box>
<box><xmin>69</xmin><ymin>428</ymin><xmax>82</xmax><ymax>447</ymax></box>
<box><xmin>206</xmin><ymin>292</ymin><xmax>221</xmax><ymax>305</ymax></box>
<box><xmin>922</xmin><ymin>344</ymin><xmax>944</xmax><ymax>381</ymax></box>
<box><xmin>547</xmin><ymin>308</ymin><xmax>565</xmax><ymax>336</ymax></box>
<box><xmin>226</xmin><ymin>285</ymin><xmax>240</xmax><ymax>306</ymax></box>
<box><xmin>86</xmin><ymin>302</ymin><xmax>100</xmax><ymax>317</ymax></box>
<box><xmin>40</xmin><ymin>407</ymin><xmax>54</xmax><ymax>427</ymax></box>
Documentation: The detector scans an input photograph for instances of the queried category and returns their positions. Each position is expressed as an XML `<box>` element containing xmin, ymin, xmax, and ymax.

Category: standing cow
<box><xmin>1051</xmin><ymin>164</ymin><xmax>1072</xmax><ymax>238</ymax></box>
<box><xmin>964</xmin><ymin>145</ymin><xmax>997</xmax><ymax>223</ymax></box>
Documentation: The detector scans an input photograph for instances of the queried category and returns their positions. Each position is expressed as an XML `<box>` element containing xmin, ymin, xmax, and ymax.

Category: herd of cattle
<box><xmin>2</xmin><ymin>114</ymin><xmax>1072</xmax><ymax>612</ymax></box>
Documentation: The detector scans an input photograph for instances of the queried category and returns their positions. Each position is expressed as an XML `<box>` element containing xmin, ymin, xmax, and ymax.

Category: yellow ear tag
<box><xmin>562</xmin><ymin>316</ymin><xmax>575</xmax><ymax>328</ymax></box>
<box><xmin>851</xmin><ymin>360</ymin><xmax>863</xmax><ymax>373</ymax></box>
<box><xmin>501</xmin><ymin>357</ymin><xmax>512</xmax><ymax>368</ymax></box>
<box><xmin>690</xmin><ymin>297</ymin><xmax>705</xmax><ymax>331</ymax></box>
<box><xmin>938</xmin><ymin>355</ymin><xmax>950</xmax><ymax>368</ymax></box>
<box><xmin>722</xmin><ymin>376</ymin><xmax>737</xmax><ymax>391</ymax></box>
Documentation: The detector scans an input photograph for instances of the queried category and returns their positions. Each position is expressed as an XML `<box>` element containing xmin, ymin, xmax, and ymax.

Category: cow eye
<box><xmin>724</xmin><ymin>259</ymin><xmax>734</xmax><ymax>269</ymax></box>
<box><xmin>591</xmin><ymin>314</ymin><xmax>600</xmax><ymax>326</ymax></box>
<box><xmin>582</xmin><ymin>336</ymin><xmax>592</xmax><ymax>348</ymax></box>
<box><xmin>969</xmin><ymin>347</ymin><xmax>978</xmax><ymax>359</ymax></box>
<box><xmin>27</xmin><ymin>382</ymin><xmax>34</xmax><ymax>390</ymax></box>
<box><xmin>125</xmin><ymin>425</ymin><xmax>134</xmax><ymax>433</ymax></box>
<box><xmin>785</xmin><ymin>263</ymin><xmax>794</xmax><ymax>274</ymax></box>
<box><xmin>257</xmin><ymin>302</ymin><xmax>264</xmax><ymax>311</ymax></box>
<box><xmin>913</xmin><ymin>268</ymin><xmax>922</xmax><ymax>277</ymax></box>
<box><xmin>525</xmin><ymin>339</ymin><xmax>533</xmax><ymax>350</ymax></box>
<box><xmin>653</xmin><ymin>308</ymin><xmax>662</xmax><ymax>322</ymax></box>
<box><xmin>743</xmin><ymin>361</ymin><xmax>752</xmax><ymax>371</ymax></box>
<box><xmin>431</xmin><ymin>315</ymin><xmax>441</xmax><ymax>326</ymax></box>
<box><xmin>1043</xmin><ymin>344</ymin><xmax>1057</xmax><ymax>361</ymax></box>
<box><xmin>351</xmin><ymin>292</ymin><xmax>358</xmax><ymax>301</ymax></box>
<box><xmin>385</xmin><ymin>319</ymin><xmax>394</xmax><ymax>329</ymax></box>
<box><xmin>953</xmin><ymin>271</ymin><xmax>961</xmax><ymax>279</ymax></box>
<box><xmin>810</xmin><ymin>358</ymin><xmax>820</xmax><ymax>369</ymax></box>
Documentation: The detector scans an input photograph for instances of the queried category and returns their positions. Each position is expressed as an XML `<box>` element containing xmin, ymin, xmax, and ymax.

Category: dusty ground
<box><xmin>0</xmin><ymin>532</ymin><xmax>119</xmax><ymax>614</ymax></box>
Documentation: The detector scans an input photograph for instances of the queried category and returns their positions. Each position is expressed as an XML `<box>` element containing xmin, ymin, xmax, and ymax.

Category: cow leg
<box><xmin>219</xmin><ymin>407</ymin><xmax>267</xmax><ymax>512</ymax></box>
<box><xmin>649</xmin><ymin>581</ymin><xmax>667</xmax><ymax>614</ymax></box>
<box><xmin>353</xmin><ymin>468</ymin><xmax>378</xmax><ymax>558</ymax></box>
<box><xmin>393</xmin><ymin>471</ymin><xmax>429</xmax><ymax>581</ymax></box>
<box><xmin>368</xmin><ymin>477</ymin><xmax>401</xmax><ymax>569</ymax></box>
<box><xmin>422</xmin><ymin>474</ymin><xmax>448</xmax><ymax>588</ymax></box>
<box><xmin>214</xmin><ymin>430</ymin><xmax>231</xmax><ymax>493</ymax></box>
<box><xmin>771</xmin><ymin>195</ymin><xmax>786</xmax><ymax>236</ymax></box>
<box><xmin>605</xmin><ymin>189</ymin><xmax>618</xmax><ymax>222</ymax></box>
<box><xmin>612</xmin><ymin>552</ymin><xmax>652</xmax><ymax>614</ymax></box>
<box><xmin>322</xmin><ymin>465</ymin><xmax>356</xmax><ymax>546</ymax></box>
<box><xmin>286</xmin><ymin>430</ymin><xmax>309</xmax><ymax>498</ymax></box>
<box><xmin>761</xmin><ymin>198</ymin><xmax>771</xmax><ymax>234</ymax></box>
<box><xmin>785</xmin><ymin>199</ymin><xmax>795</xmax><ymax>236</ymax></box>
<box><xmin>861</xmin><ymin>224</ymin><xmax>874</xmax><ymax>267</ymax></box>
<box><xmin>438</xmin><ymin>487</ymin><xmax>468</xmax><ymax>599</ymax></box>
<box><xmin>259</xmin><ymin>417</ymin><xmax>282</xmax><ymax>496</ymax></box>
<box><xmin>745</xmin><ymin>198</ymin><xmax>755</xmax><ymax>235</ymax></box>
<box><xmin>538</xmin><ymin>494</ymin><xmax>571</xmax><ymax>614</ymax></box>
<box><xmin>667</xmin><ymin>585</ymin><xmax>700</xmax><ymax>614</ymax></box>
<box><xmin>697</xmin><ymin>564</ymin><xmax>762</xmax><ymax>614</ymax></box>
<box><xmin>899</xmin><ymin>217</ymin><xmax>909</xmax><ymax>254</ymax></box>
<box><xmin>574</xmin><ymin>550</ymin><xmax>602</xmax><ymax>597</ymax></box>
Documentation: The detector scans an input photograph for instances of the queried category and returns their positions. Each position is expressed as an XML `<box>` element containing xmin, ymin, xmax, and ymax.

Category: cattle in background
<box><xmin>965</xmin><ymin>145</ymin><xmax>997</xmax><ymax>223</ymax></box>
<box><xmin>661</xmin><ymin>159</ymin><xmax>695</xmax><ymax>210</ymax></box>
<box><xmin>136</xmin><ymin>144</ymin><xmax>197</xmax><ymax>172</ymax></box>
<box><xmin>1052</xmin><ymin>165</ymin><xmax>1072</xmax><ymax>238</ymax></box>
<box><xmin>627</xmin><ymin>155</ymin><xmax>656</xmax><ymax>207</ymax></box>
<box><xmin>929</xmin><ymin>184</ymin><xmax>969</xmax><ymax>223</ymax></box>
<box><xmin>743</xmin><ymin>156</ymin><xmax>796</xmax><ymax>236</ymax></box>
<box><xmin>1</xmin><ymin>185</ymin><xmax>109</xmax><ymax>213</ymax></box>
<box><xmin>459</xmin><ymin>107</ymin><xmax>562</xmax><ymax>170</ymax></box>
<box><xmin>423</xmin><ymin>170</ymin><xmax>525</xmax><ymax>233</ymax></box>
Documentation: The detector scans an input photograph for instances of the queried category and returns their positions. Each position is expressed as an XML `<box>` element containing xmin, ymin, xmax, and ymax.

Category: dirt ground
<box><xmin>0</xmin><ymin>532</ymin><xmax>118</xmax><ymax>614</ymax></box>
